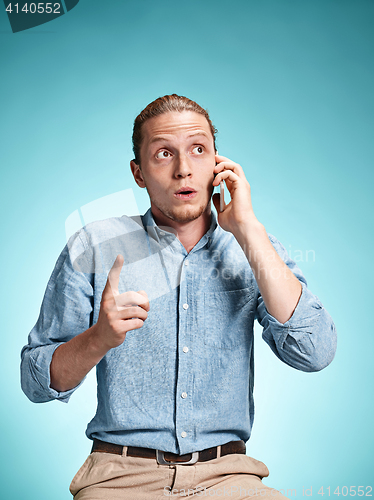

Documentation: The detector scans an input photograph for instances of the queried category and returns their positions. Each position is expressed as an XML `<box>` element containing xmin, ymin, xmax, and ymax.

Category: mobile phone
<box><xmin>220</xmin><ymin>181</ymin><xmax>224</xmax><ymax>212</ymax></box>
<box><xmin>213</xmin><ymin>170</ymin><xmax>225</xmax><ymax>213</ymax></box>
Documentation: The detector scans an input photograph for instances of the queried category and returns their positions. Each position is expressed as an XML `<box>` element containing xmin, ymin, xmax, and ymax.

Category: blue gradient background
<box><xmin>1</xmin><ymin>1</ymin><xmax>373</xmax><ymax>498</ymax></box>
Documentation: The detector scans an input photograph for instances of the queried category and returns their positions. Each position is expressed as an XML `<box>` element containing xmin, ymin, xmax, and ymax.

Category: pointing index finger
<box><xmin>103</xmin><ymin>254</ymin><xmax>124</xmax><ymax>298</ymax></box>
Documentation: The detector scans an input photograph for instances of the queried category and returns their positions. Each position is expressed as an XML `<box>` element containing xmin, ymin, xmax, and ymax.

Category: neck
<box><xmin>151</xmin><ymin>204</ymin><xmax>212</xmax><ymax>253</ymax></box>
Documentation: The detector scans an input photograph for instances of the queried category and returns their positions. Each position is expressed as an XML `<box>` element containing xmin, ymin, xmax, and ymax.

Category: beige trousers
<box><xmin>70</xmin><ymin>449</ymin><xmax>287</xmax><ymax>499</ymax></box>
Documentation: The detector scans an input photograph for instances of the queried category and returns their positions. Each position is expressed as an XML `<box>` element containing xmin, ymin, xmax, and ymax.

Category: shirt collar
<box><xmin>141</xmin><ymin>207</ymin><xmax>219</xmax><ymax>250</ymax></box>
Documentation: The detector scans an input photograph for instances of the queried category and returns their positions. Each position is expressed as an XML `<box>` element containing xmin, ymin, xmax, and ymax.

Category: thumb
<box><xmin>137</xmin><ymin>290</ymin><xmax>150</xmax><ymax>311</ymax></box>
<box><xmin>103</xmin><ymin>254</ymin><xmax>124</xmax><ymax>298</ymax></box>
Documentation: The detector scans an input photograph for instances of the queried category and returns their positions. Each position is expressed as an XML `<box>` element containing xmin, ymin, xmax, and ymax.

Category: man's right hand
<box><xmin>50</xmin><ymin>254</ymin><xmax>149</xmax><ymax>392</ymax></box>
<box><xmin>94</xmin><ymin>255</ymin><xmax>150</xmax><ymax>350</ymax></box>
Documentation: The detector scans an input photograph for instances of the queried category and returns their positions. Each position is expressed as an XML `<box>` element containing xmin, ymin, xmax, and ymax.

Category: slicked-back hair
<box><xmin>132</xmin><ymin>94</ymin><xmax>218</xmax><ymax>165</ymax></box>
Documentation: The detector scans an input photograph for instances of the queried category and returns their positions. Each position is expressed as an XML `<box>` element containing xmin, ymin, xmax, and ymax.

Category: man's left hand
<box><xmin>212</xmin><ymin>154</ymin><xmax>258</xmax><ymax>236</ymax></box>
<box><xmin>212</xmin><ymin>154</ymin><xmax>302</xmax><ymax>325</ymax></box>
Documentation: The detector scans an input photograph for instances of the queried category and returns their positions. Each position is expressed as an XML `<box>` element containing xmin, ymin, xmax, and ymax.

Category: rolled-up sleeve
<box><xmin>21</xmin><ymin>232</ymin><xmax>94</xmax><ymax>403</ymax></box>
<box><xmin>21</xmin><ymin>343</ymin><xmax>84</xmax><ymax>403</ymax></box>
<box><xmin>255</xmin><ymin>235</ymin><xmax>337</xmax><ymax>372</ymax></box>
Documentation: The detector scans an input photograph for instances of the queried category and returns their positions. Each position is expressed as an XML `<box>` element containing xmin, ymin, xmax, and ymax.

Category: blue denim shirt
<box><xmin>21</xmin><ymin>209</ymin><xmax>337</xmax><ymax>454</ymax></box>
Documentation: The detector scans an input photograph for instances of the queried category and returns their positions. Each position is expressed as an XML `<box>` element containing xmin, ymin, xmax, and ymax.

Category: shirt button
<box><xmin>182</xmin><ymin>303</ymin><xmax>189</xmax><ymax>310</ymax></box>
<box><xmin>184</xmin><ymin>260</ymin><xmax>189</xmax><ymax>266</ymax></box>
<box><xmin>181</xmin><ymin>392</ymin><xmax>187</xmax><ymax>399</ymax></box>
<box><xmin>183</xmin><ymin>346</ymin><xmax>189</xmax><ymax>353</ymax></box>
<box><xmin>181</xmin><ymin>431</ymin><xmax>187</xmax><ymax>438</ymax></box>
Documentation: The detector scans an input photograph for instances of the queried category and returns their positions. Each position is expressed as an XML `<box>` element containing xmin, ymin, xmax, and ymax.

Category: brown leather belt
<box><xmin>91</xmin><ymin>438</ymin><xmax>246</xmax><ymax>465</ymax></box>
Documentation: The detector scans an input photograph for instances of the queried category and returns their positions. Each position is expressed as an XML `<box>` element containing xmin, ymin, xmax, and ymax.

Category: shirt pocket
<box><xmin>203</xmin><ymin>287</ymin><xmax>254</xmax><ymax>349</ymax></box>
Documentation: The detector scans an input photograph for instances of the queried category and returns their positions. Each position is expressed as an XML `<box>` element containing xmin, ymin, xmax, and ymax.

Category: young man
<box><xmin>21</xmin><ymin>94</ymin><xmax>337</xmax><ymax>499</ymax></box>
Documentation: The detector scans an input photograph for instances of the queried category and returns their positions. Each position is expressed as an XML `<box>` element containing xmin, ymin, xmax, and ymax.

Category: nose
<box><xmin>174</xmin><ymin>153</ymin><xmax>192</xmax><ymax>178</ymax></box>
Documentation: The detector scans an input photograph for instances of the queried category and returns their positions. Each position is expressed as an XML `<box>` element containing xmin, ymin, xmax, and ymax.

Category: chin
<box><xmin>159</xmin><ymin>203</ymin><xmax>210</xmax><ymax>224</ymax></box>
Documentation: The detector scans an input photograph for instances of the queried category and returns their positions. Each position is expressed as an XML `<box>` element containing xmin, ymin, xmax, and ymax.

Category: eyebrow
<box><xmin>149</xmin><ymin>131</ymin><xmax>211</xmax><ymax>145</ymax></box>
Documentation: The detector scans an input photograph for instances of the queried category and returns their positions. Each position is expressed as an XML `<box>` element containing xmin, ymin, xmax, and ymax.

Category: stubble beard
<box><xmin>156</xmin><ymin>201</ymin><xmax>209</xmax><ymax>224</ymax></box>
<box><xmin>146</xmin><ymin>188</ymin><xmax>212</xmax><ymax>224</ymax></box>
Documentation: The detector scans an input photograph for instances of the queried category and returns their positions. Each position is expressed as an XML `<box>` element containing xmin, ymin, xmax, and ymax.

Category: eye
<box><xmin>156</xmin><ymin>150</ymin><xmax>172</xmax><ymax>159</ymax></box>
<box><xmin>192</xmin><ymin>146</ymin><xmax>204</xmax><ymax>155</ymax></box>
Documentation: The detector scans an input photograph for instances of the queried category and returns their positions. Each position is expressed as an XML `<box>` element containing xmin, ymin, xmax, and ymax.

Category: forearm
<box><xmin>234</xmin><ymin>220</ymin><xmax>302</xmax><ymax>324</ymax></box>
<box><xmin>50</xmin><ymin>324</ymin><xmax>109</xmax><ymax>392</ymax></box>
<box><xmin>212</xmin><ymin>156</ymin><xmax>301</xmax><ymax>323</ymax></box>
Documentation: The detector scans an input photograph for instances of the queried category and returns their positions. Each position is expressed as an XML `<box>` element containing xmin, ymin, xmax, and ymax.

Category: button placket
<box><xmin>176</xmin><ymin>255</ymin><xmax>193</xmax><ymax>453</ymax></box>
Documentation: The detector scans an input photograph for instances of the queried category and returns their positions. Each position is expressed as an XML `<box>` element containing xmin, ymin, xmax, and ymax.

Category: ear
<box><xmin>130</xmin><ymin>160</ymin><xmax>146</xmax><ymax>188</ymax></box>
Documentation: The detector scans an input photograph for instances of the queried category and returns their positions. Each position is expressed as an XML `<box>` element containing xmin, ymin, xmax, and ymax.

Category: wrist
<box><xmin>232</xmin><ymin>218</ymin><xmax>266</xmax><ymax>251</ymax></box>
<box><xmin>87</xmin><ymin>324</ymin><xmax>112</xmax><ymax>358</ymax></box>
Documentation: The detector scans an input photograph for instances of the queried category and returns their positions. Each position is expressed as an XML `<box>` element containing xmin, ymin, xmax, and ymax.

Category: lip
<box><xmin>174</xmin><ymin>187</ymin><xmax>197</xmax><ymax>200</ymax></box>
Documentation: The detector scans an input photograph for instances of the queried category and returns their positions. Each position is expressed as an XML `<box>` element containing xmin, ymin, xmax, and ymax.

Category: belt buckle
<box><xmin>156</xmin><ymin>450</ymin><xmax>199</xmax><ymax>465</ymax></box>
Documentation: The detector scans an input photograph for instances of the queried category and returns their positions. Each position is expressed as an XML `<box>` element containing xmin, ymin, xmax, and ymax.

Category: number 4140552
<box><xmin>318</xmin><ymin>487</ymin><xmax>372</xmax><ymax>497</ymax></box>
<box><xmin>5</xmin><ymin>3</ymin><xmax>61</xmax><ymax>14</ymax></box>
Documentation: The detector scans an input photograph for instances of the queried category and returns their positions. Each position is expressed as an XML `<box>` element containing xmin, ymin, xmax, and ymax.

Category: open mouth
<box><xmin>174</xmin><ymin>187</ymin><xmax>197</xmax><ymax>200</ymax></box>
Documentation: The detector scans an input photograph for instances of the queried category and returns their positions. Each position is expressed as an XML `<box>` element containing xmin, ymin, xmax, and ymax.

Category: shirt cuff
<box><xmin>28</xmin><ymin>343</ymin><xmax>85</xmax><ymax>403</ymax></box>
<box><xmin>263</xmin><ymin>282</ymin><xmax>322</xmax><ymax>353</ymax></box>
